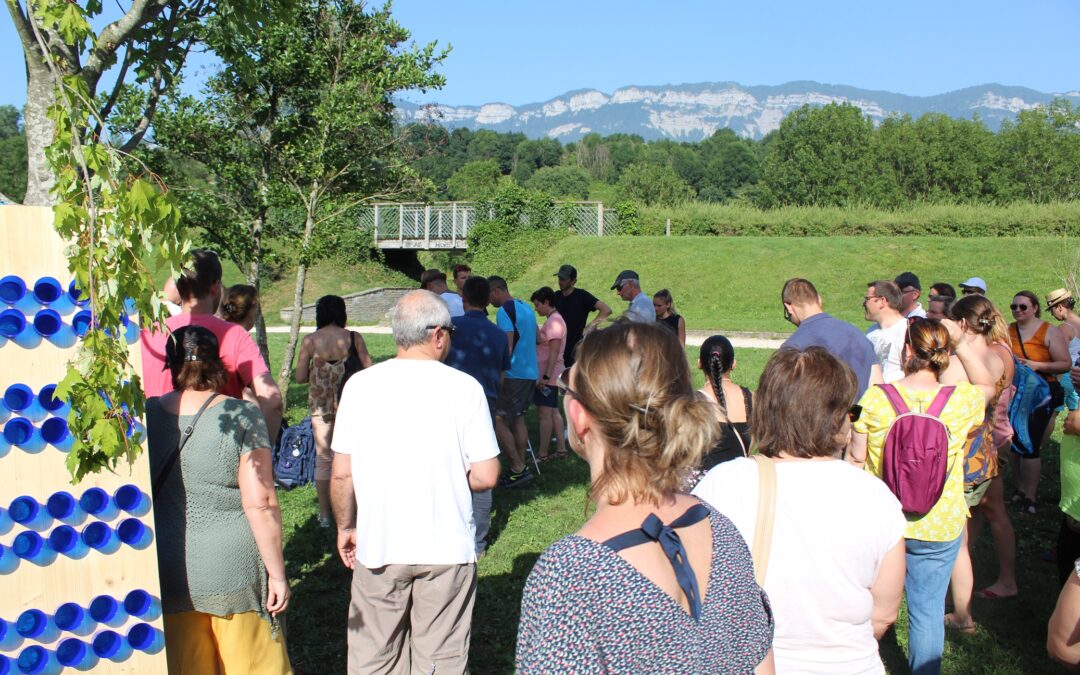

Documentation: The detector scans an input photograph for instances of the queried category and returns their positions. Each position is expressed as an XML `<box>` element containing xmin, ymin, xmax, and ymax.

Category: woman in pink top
<box><xmin>531</xmin><ymin>287</ymin><xmax>567</xmax><ymax>461</ymax></box>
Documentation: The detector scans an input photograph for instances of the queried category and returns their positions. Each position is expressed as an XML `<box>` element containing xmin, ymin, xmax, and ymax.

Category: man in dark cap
<box><xmin>894</xmin><ymin>272</ymin><xmax>926</xmax><ymax>319</ymax></box>
<box><xmin>553</xmin><ymin>264</ymin><xmax>611</xmax><ymax>367</ymax></box>
<box><xmin>421</xmin><ymin>268</ymin><xmax>464</xmax><ymax>317</ymax></box>
<box><xmin>612</xmin><ymin>270</ymin><xmax>655</xmax><ymax>323</ymax></box>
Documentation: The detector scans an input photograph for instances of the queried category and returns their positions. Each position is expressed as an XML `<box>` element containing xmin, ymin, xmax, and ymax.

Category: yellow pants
<box><xmin>164</xmin><ymin>610</ymin><xmax>292</xmax><ymax>675</ymax></box>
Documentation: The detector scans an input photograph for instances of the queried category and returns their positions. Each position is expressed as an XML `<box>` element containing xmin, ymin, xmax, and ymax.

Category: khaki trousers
<box><xmin>347</xmin><ymin>563</ymin><xmax>476</xmax><ymax>675</ymax></box>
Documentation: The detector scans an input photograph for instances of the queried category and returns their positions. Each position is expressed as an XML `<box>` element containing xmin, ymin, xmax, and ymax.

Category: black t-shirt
<box><xmin>554</xmin><ymin>287</ymin><xmax>600</xmax><ymax>366</ymax></box>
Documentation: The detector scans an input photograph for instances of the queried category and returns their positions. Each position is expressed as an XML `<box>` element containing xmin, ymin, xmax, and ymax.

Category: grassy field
<box><xmin>265</xmin><ymin>333</ymin><xmax>1069</xmax><ymax>674</ymax></box>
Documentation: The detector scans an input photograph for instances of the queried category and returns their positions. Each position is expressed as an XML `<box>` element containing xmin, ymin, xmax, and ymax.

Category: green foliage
<box><xmin>466</xmin><ymin>219</ymin><xmax>569</xmax><ymax>282</ymax></box>
<box><xmin>994</xmin><ymin>100</ymin><xmax>1080</xmax><ymax>202</ymax></box>
<box><xmin>446</xmin><ymin>159</ymin><xmax>501</xmax><ymax>200</ymax></box>
<box><xmin>524</xmin><ymin>165</ymin><xmax>591</xmax><ymax>199</ymax></box>
<box><xmin>617</xmin><ymin>162</ymin><xmax>696</xmax><ymax>206</ymax></box>
<box><xmin>474</xmin><ymin>181</ymin><xmax>563</xmax><ymax>231</ymax></box>
<box><xmin>0</xmin><ymin>106</ymin><xmax>27</xmax><ymax>201</ymax></box>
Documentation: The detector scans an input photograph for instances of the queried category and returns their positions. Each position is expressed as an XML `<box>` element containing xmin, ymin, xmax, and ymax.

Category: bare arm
<box><xmin>330</xmin><ymin>452</ymin><xmax>358</xmax><ymax>569</ymax></box>
<box><xmin>870</xmin><ymin>539</ymin><xmax>906</xmax><ymax>639</ymax></box>
<box><xmin>590</xmin><ymin>301</ymin><xmax>612</xmax><ymax>329</ymax></box>
<box><xmin>539</xmin><ymin>337</ymin><xmax>560</xmax><ymax>385</ymax></box>
<box><xmin>353</xmin><ymin>332</ymin><xmax>375</xmax><ymax>369</ymax></box>
<box><xmin>868</xmin><ymin>364</ymin><xmax>884</xmax><ymax>386</ymax></box>
<box><xmin>1037</xmin><ymin>324</ymin><xmax>1073</xmax><ymax>376</ymax></box>
<box><xmin>847</xmin><ymin>432</ymin><xmax>868</xmax><ymax>468</ymax></box>
<box><xmin>251</xmin><ymin>372</ymin><xmax>284</xmax><ymax>442</ymax></box>
<box><xmin>469</xmin><ymin>457</ymin><xmax>501</xmax><ymax>492</ymax></box>
<box><xmin>1049</xmin><ymin>568</ymin><xmax>1080</xmax><ymax>669</ymax></box>
<box><xmin>677</xmin><ymin>315</ymin><xmax>686</xmax><ymax>346</ymax></box>
<box><xmin>239</xmin><ymin>447</ymin><xmax>289</xmax><ymax>616</ymax></box>
<box><xmin>754</xmin><ymin>649</ymin><xmax>775</xmax><ymax>675</ymax></box>
<box><xmin>295</xmin><ymin>334</ymin><xmax>313</xmax><ymax>384</ymax></box>
<box><xmin>941</xmin><ymin>320</ymin><xmax>995</xmax><ymax>403</ymax></box>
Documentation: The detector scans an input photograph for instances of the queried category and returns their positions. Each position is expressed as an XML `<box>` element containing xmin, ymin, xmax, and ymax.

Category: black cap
<box><xmin>419</xmin><ymin>269</ymin><xmax>447</xmax><ymax>289</ymax></box>
<box><xmin>611</xmin><ymin>270</ymin><xmax>639</xmax><ymax>290</ymax></box>
<box><xmin>894</xmin><ymin>272</ymin><xmax>920</xmax><ymax>291</ymax></box>
<box><xmin>554</xmin><ymin>264</ymin><xmax>577</xmax><ymax>281</ymax></box>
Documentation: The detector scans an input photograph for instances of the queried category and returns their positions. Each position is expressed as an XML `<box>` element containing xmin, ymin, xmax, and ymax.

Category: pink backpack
<box><xmin>878</xmin><ymin>384</ymin><xmax>955</xmax><ymax>516</ymax></box>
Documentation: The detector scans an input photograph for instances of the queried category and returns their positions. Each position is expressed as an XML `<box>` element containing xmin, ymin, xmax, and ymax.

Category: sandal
<box><xmin>976</xmin><ymin>588</ymin><xmax>1017</xmax><ymax>600</ymax></box>
<box><xmin>536</xmin><ymin>454</ymin><xmax>550</xmax><ymax>464</ymax></box>
<box><xmin>1009</xmin><ymin>490</ymin><xmax>1026</xmax><ymax>505</ymax></box>
<box><xmin>554</xmin><ymin>450</ymin><xmax>569</xmax><ymax>460</ymax></box>
<box><xmin>944</xmin><ymin>614</ymin><xmax>976</xmax><ymax>635</ymax></box>
<box><xmin>1019</xmin><ymin>498</ymin><xmax>1037</xmax><ymax>515</ymax></box>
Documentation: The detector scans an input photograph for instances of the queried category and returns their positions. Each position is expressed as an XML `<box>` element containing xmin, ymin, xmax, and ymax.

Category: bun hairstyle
<box><xmin>220</xmin><ymin>284</ymin><xmax>258</xmax><ymax>325</ymax></box>
<box><xmin>165</xmin><ymin>325</ymin><xmax>227</xmax><ymax>392</ymax></box>
<box><xmin>574</xmin><ymin>321</ymin><xmax>720</xmax><ymax>506</ymax></box>
<box><xmin>653</xmin><ymin>288</ymin><xmax>675</xmax><ymax>311</ymax></box>
<box><xmin>949</xmin><ymin>294</ymin><xmax>996</xmax><ymax>336</ymax></box>
<box><xmin>753</xmin><ymin>347</ymin><xmax>856</xmax><ymax>459</ymax></box>
<box><xmin>699</xmin><ymin>335</ymin><xmax>735</xmax><ymax>417</ymax></box>
<box><xmin>903</xmin><ymin>319</ymin><xmax>951</xmax><ymax>377</ymax></box>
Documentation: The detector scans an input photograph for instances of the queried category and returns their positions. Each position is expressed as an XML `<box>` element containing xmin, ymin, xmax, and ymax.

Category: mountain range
<box><xmin>396</xmin><ymin>81</ymin><xmax>1080</xmax><ymax>142</ymax></box>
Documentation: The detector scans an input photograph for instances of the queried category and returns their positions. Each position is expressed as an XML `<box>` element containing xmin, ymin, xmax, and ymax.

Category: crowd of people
<box><xmin>135</xmin><ymin>250</ymin><xmax>1080</xmax><ymax>674</ymax></box>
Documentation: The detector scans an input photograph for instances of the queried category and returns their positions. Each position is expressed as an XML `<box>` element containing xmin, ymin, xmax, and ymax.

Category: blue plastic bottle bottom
<box><xmin>12</xmin><ymin>532</ymin><xmax>54</xmax><ymax>565</ymax></box>
<box><xmin>40</xmin><ymin>418</ymin><xmax>71</xmax><ymax>452</ymax></box>
<box><xmin>37</xmin><ymin>385</ymin><xmax>70</xmax><ymax>418</ymax></box>
<box><xmin>3</xmin><ymin>419</ymin><xmax>39</xmax><ymax>450</ymax></box>
<box><xmin>88</xmin><ymin>595</ymin><xmax>126</xmax><ymax>627</ymax></box>
<box><xmin>126</xmin><ymin>623</ymin><xmax>164</xmax><ymax>653</ymax></box>
<box><xmin>15</xmin><ymin>610</ymin><xmax>49</xmax><ymax>640</ymax></box>
<box><xmin>123</xmin><ymin>590</ymin><xmax>161</xmax><ymax>620</ymax></box>
<box><xmin>0</xmin><ymin>275</ymin><xmax>26</xmax><ymax>305</ymax></box>
<box><xmin>117</xmin><ymin>518</ymin><xmax>152</xmax><ymax>549</ymax></box>
<box><xmin>45</xmin><ymin>491</ymin><xmax>80</xmax><ymax>522</ymax></box>
<box><xmin>78</xmin><ymin>488</ymin><xmax>118</xmax><ymax>519</ymax></box>
<box><xmin>91</xmin><ymin>630</ymin><xmax>132</xmax><ymax>661</ymax></box>
<box><xmin>0</xmin><ymin>653</ymin><xmax>10</xmax><ymax>675</ymax></box>
<box><xmin>0</xmin><ymin>544</ymin><xmax>18</xmax><ymax>574</ymax></box>
<box><xmin>81</xmin><ymin>523</ymin><xmax>119</xmax><ymax>554</ymax></box>
<box><xmin>9</xmin><ymin>496</ymin><xmax>49</xmax><ymax>529</ymax></box>
<box><xmin>113</xmin><ymin>484</ymin><xmax>148</xmax><ymax>516</ymax></box>
<box><xmin>2</xmin><ymin>384</ymin><xmax>44</xmax><ymax>421</ymax></box>
<box><xmin>53</xmin><ymin>603</ymin><xmax>93</xmax><ymax>635</ymax></box>
<box><xmin>16</xmin><ymin>645</ymin><xmax>52</xmax><ymax>675</ymax></box>
<box><xmin>48</xmin><ymin>526</ymin><xmax>87</xmax><ymax>559</ymax></box>
<box><xmin>71</xmin><ymin>311</ymin><xmax>93</xmax><ymax>338</ymax></box>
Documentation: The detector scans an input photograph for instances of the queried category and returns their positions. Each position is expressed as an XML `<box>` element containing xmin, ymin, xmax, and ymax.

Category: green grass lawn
<box><xmin>265</xmin><ymin>332</ymin><xmax>1070</xmax><ymax>674</ymax></box>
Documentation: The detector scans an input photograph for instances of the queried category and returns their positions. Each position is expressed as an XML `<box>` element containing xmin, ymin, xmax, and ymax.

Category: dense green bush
<box><xmin>467</xmin><ymin>219</ymin><xmax>570</xmax><ymax>281</ymax></box>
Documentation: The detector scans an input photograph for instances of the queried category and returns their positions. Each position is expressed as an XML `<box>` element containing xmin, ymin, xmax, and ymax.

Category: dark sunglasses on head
<box><xmin>1010</xmin><ymin>304</ymin><xmax>1029</xmax><ymax>311</ymax></box>
<box><xmin>426</xmin><ymin>324</ymin><xmax>455</xmax><ymax>337</ymax></box>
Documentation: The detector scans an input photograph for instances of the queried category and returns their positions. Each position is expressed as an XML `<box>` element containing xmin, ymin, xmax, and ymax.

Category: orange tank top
<box><xmin>1010</xmin><ymin>321</ymin><xmax>1056</xmax><ymax>382</ymax></box>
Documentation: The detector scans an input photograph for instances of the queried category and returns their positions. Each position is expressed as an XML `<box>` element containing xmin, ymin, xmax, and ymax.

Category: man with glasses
<box><xmin>488</xmin><ymin>276</ymin><xmax>539</xmax><ymax>488</ymax></box>
<box><xmin>330</xmin><ymin>290</ymin><xmax>501</xmax><ymax>674</ymax></box>
<box><xmin>863</xmin><ymin>280</ymin><xmax>907</xmax><ymax>383</ymax></box>
<box><xmin>960</xmin><ymin>277</ymin><xmax>987</xmax><ymax>296</ymax></box>
<box><xmin>895</xmin><ymin>272</ymin><xmax>926</xmax><ymax>319</ymax></box>
<box><xmin>611</xmin><ymin>270</ymin><xmax>655</xmax><ymax>323</ymax></box>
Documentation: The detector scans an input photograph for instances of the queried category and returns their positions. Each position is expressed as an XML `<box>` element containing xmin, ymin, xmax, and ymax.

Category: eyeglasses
<box><xmin>862</xmin><ymin>295</ymin><xmax>883</xmax><ymax>304</ymax></box>
<box><xmin>848</xmin><ymin>404</ymin><xmax>863</xmax><ymax>423</ymax></box>
<box><xmin>426</xmin><ymin>324</ymin><xmax>455</xmax><ymax>337</ymax></box>
<box><xmin>557</xmin><ymin>369</ymin><xmax>580</xmax><ymax>400</ymax></box>
<box><xmin>1010</xmin><ymin>304</ymin><xmax>1030</xmax><ymax>311</ymax></box>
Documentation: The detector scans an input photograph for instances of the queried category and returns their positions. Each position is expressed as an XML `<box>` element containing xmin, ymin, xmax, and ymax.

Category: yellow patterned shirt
<box><xmin>853</xmin><ymin>381</ymin><xmax>985</xmax><ymax>542</ymax></box>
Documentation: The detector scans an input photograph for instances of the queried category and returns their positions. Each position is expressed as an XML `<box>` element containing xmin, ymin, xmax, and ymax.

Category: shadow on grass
<box><xmin>470</xmin><ymin>551</ymin><xmax>542</xmax><ymax>675</ymax></box>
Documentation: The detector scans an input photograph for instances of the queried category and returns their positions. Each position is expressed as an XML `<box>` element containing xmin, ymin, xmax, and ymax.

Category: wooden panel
<box><xmin>0</xmin><ymin>206</ymin><xmax>166</xmax><ymax>672</ymax></box>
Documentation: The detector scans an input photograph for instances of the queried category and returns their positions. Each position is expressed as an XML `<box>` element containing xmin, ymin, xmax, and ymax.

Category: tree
<box><xmin>525</xmin><ymin>165</ymin><xmax>590</xmax><ymax>199</ymax></box>
<box><xmin>272</xmin><ymin>0</ymin><xmax>446</xmax><ymax>396</ymax></box>
<box><xmin>446</xmin><ymin>159</ymin><xmax>501</xmax><ymax>200</ymax></box>
<box><xmin>0</xmin><ymin>106</ymin><xmax>28</xmax><ymax>201</ymax></box>
<box><xmin>510</xmin><ymin>137</ymin><xmax>562</xmax><ymax>183</ymax></box>
<box><xmin>7</xmin><ymin>0</ymin><xmax>272</xmax><ymax>204</ymax></box>
<box><xmin>993</xmin><ymin>99</ymin><xmax>1080</xmax><ymax>202</ymax></box>
<box><xmin>617</xmin><ymin>162</ymin><xmax>695</xmax><ymax>206</ymax></box>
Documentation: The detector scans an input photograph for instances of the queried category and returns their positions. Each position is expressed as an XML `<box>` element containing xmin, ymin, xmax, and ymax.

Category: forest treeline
<box><xmin>401</xmin><ymin>100</ymin><xmax>1080</xmax><ymax>209</ymax></box>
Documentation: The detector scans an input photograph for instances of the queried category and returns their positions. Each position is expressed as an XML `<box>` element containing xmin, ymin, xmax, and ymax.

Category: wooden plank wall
<box><xmin>0</xmin><ymin>206</ymin><xmax>166</xmax><ymax>673</ymax></box>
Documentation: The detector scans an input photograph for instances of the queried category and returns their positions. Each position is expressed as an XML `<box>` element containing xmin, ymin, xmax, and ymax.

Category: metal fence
<box><xmin>362</xmin><ymin>202</ymin><xmax>616</xmax><ymax>247</ymax></box>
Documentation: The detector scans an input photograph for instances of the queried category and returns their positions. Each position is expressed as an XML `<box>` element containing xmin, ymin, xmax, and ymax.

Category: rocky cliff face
<box><xmin>396</xmin><ymin>81</ymin><xmax>1080</xmax><ymax>141</ymax></box>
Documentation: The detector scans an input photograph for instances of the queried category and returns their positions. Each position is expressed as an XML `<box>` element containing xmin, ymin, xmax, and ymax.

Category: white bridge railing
<box><xmin>360</xmin><ymin>202</ymin><xmax>615</xmax><ymax>249</ymax></box>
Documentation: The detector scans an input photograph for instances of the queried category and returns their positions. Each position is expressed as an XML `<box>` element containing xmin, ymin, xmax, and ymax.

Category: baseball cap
<box><xmin>894</xmin><ymin>272</ymin><xmax>921</xmax><ymax>291</ymax></box>
<box><xmin>419</xmin><ymin>269</ymin><xmax>447</xmax><ymax>289</ymax></box>
<box><xmin>1046</xmin><ymin>288</ymin><xmax>1073</xmax><ymax>310</ymax></box>
<box><xmin>959</xmin><ymin>277</ymin><xmax>987</xmax><ymax>293</ymax></box>
<box><xmin>554</xmin><ymin>264</ymin><xmax>577</xmax><ymax>281</ymax></box>
<box><xmin>611</xmin><ymin>270</ymin><xmax>639</xmax><ymax>290</ymax></box>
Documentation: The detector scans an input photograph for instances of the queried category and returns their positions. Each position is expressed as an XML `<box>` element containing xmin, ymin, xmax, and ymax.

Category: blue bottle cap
<box><xmin>79</xmin><ymin>488</ymin><xmax>109</xmax><ymax>515</ymax></box>
<box><xmin>123</xmin><ymin>590</ymin><xmax>152</xmax><ymax>616</ymax></box>
<box><xmin>92</xmin><ymin>630</ymin><xmax>123</xmax><ymax>658</ymax></box>
<box><xmin>117</xmin><ymin>518</ymin><xmax>145</xmax><ymax>545</ymax></box>
<box><xmin>0</xmin><ymin>309</ymin><xmax>26</xmax><ymax>338</ymax></box>
<box><xmin>56</xmin><ymin>638</ymin><xmax>87</xmax><ymax>667</ymax></box>
<box><xmin>45</xmin><ymin>491</ymin><xmax>76</xmax><ymax>519</ymax></box>
<box><xmin>53</xmin><ymin>602</ymin><xmax>85</xmax><ymax>631</ymax></box>
<box><xmin>12</xmin><ymin>532</ymin><xmax>43</xmax><ymax>559</ymax></box>
<box><xmin>15</xmin><ymin>609</ymin><xmax>45</xmax><ymax>638</ymax></box>
<box><xmin>82</xmin><ymin>522</ymin><xmax>112</xmax><ymax>550</ymax></box>
<box><xmin>88</xmin><ymin>595</ymin><xmax>119</xmax><ymax>623</ymax></box>
<box><xmin>37</xmin><ymin>385</ymin><xmax>65</xmax><ymax>413</ymax></box>
<box><xmin>40</xmin><ymin>418</ymin><xmax>68</xmax><ymax>445</ymax></box>
<box><xmin>48</xmin><ymin>525</ymin><xmax>79</xmax><ymax>554</ymax></box>
<box><xmin>113</xmin><ymin>485</ymin><xmax>142</xmax><ymax>513</ymax></box>
<box><xmin>9</xmin><ymin>496</ymin><xmax>39</xmax><ymax>524</ymax></box>
<box><xmin>0</xmin><ymin>275</ymin><xmax>26</xmax><ymax>304</ymax></box>
<box><xmin>2</xmin><ymin>385</ymin><xmax>33</xmax><ymax>412</ymax></box>
<box><xmin>32</xmin><ymin>278</ymin><xmax>64</xmax><ymax>305</ymax></box>
<box><xmin>2</xmin><ymin>418</ymin><xmax>33</xmax><ymax>446</ymax></box>
<box><xmin>16</xmin><ymin>646</ymin><xmax>48</xmax><ymax>674</ymax></box>
<box><xmin>126</xmin><ymin>623</ymin><xmax>157</xmax><ymax>651</ymax></box>
<box><xmin>32</xmin><ymin>309</ymin><xmax>62</xmax><ymax>337</ymax></box>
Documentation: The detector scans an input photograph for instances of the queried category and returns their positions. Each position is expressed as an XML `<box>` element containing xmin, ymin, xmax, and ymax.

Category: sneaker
<box><xmin>500</xmin><ymin>467</ymin><xmax>534</xmax><ymax>489</ymax></box>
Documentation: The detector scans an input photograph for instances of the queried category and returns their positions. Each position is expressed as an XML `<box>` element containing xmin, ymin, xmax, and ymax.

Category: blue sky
<box><xmin>2</xmin><ymin>0</ymin><xmax>1078</xmax><ymax>111</ymax></box>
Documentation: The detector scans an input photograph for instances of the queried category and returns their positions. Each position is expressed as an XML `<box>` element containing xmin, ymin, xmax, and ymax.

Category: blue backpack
<box><xmin>274</xmin><ymin>417</ymin><xmax>316</xmax><ymax>489</ymax></box>
<box><xmin>1009</xmin><ymin>359</ymin><xmax>1052</xmax><ymax>457</ymax></box>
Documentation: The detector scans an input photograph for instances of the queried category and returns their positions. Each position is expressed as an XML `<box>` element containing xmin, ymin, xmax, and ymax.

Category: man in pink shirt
<box><xmin>141</xmin><ymin>249</ymin><xmax>283</xmax><ymax>439</ymax></box>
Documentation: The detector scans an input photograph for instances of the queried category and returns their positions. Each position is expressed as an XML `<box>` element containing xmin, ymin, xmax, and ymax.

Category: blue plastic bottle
<box><xmin>0</xmin><ymin>309</ymin><xmax>41</xmax><ymax>348</ymax></box>
<box><xmin>32</xmin><ymin>310</ymin><xmax>76</xmax><ymax>349</ymax></box>
<box><xmin>117</xmin><ymin>519</ymin><xmax>152</xmax><ymax>549</ymax></box>
<box><xmin>0</xmin><ymin>275</ymin><xmax>27</xmax><ymax>306</ymax></box>
<box><xmin>0</xmin><ymin>505</ymin><xmax>11</xmax><ymax>533</ymax></box>
<box><xmin>3</xmin><ymin>385</ymin><xmax>46</xmax><ymax>423</ymax></box>
<box><xmin>0</xmin><ymin>654</ymin><xmax>9</xmax><ymax>675</ymax></box>
<box><xmin>40</xmin><ymin>418</ymin><xmax>72</xmax><ymax>452</ymax></box>
<box><xmin>55</xmin><ymin>638</ymin><xmax>96</xmax><ymax>669</ymax></box>
<box><xmin>88</xmin><ymin>596</ymin><xmax>126</xmax><ymax>628</ymax></box>
<box><xmin>52</xmin><ymin>603</ymin><xmax>94</xmax><ymax>636</ymax></box>
<box><xmin>44</xmin><ymin>491</ymin><xmax>83</xmax><ymax>525</ymax></box>
<box><xmin>81</xmin><ymin>523</ymin><xmax>119</xmax><ymax>555</ymax></box>
<box><xmin>70</xmin><ymin>310</ymin><xmax>93</xmax><ymax>338</ymax></box>
<box><xmin>9</xmin><ymin>496</ymin><xmax>51</xmax><ymax>531</ymax></box>
<box><xmin>0</xmin><ymin>544</ymin><xmax>18</xmax><ymax>574</ymax></box>
<box><xmin>126</xmin><ymin>623</ymin><xmax>164</xmax><ymax>654</ymax></box>
<box><xmin>91</xmin><ymin>630</ymin><xmax>131</xmax><ymax>662</ymax></box>
<box><xmin>2</xmin><ymin>418</ymin><xmax>44</xmax><ymax>454</ymax></box>
<box><xmin>78</xmin><ymin>488</ymin><xmax>118</xmax><ymax>520</ymax></box>
<box><xmin>113</xmin><ymin>485</ymin><xmax>149</xmax><ymax>516</ymax></box>
<box><xmin>31</xmin><ymin>278</ymin><xmax>75</xmax><ymax>316</ymax></box>
<box><xmin>122</xmin><ymin>590</ymin><xmax>161</xmax><ymax>621</ymax></box>
<box><xmin>0</xmin><ymin>397</ymin><xmax>8</xmax><ymax>424</ymax></box>
<box><xmin>0</xmin><ymin>616</ymin><xmax>22</xmax><ymax>649</ymax></box>
<box><xmin>67</xmin><ymin>281</ymin><xmax>89</xmax><ymax>308</ymax></box>
<box><xmin>15</xmin><ymin>645</ymin><xmax>60</xmax><ymax>675</ymax></box>
<box><xmin>12</xmin><ymin>532</ymin><xmax>56</xmax><ymax>566</ymax></box>
<box><xmin>47</xmin><ymin>526</ymin><xmax>88</xmax><ymax>559</ymax></box>
<box><xmin>15</xmin><ymin>609</ymin><xmax>59</xmax><ymax>642</ymax></box>
<box><xmin>37</xmin><ymin>385</ymin><xmax>70</xmax><ymax>419</ymax></box>
<box><xmin>121</xmin><ymin>313</ymin><xmax>140</xmax><ymax>345</ymax></box>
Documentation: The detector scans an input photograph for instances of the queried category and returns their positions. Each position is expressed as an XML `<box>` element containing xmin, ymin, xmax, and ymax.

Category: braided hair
<box><xmin>699</xmin><ymin>335</ymin><xmax>735</xmax><ymax>417</ymax></box>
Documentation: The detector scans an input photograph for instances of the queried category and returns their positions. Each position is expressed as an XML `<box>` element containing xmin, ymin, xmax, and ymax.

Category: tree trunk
<box><xmin>277</xmin><ymin>184</ymin><xmax>319</xmax><ymax>399</ymax></box>
<box><xmin>248</xmin><ymin>208</ymin><xmax>270</xmax><ymax>368</ymax></box>
<box><xmin>22</xmin><ymin>53</ymin><xmax>57</xmax><ymax>205</ymax></box>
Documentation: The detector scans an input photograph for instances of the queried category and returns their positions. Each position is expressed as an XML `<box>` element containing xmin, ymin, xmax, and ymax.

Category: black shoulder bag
<box><xmin>152</xmin><ymin>393</ymin><xmax>220</xmax><ymax>495</ymax></box>
<box><xmin>503</xmin><ymin>300</ymin><xmax>521</xmax><ymax>351</ymax></box>
<box><xmin>336</xmin><ymin>331</ymin><xmax>365</xmax><ymax>400</ymax></box>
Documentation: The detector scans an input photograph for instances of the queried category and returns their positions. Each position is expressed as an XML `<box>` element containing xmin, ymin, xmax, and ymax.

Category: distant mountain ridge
<box><xmin>396</xmin><ymin>81</ymin><xmax>1080</xmax><ymax>142</ymax></box>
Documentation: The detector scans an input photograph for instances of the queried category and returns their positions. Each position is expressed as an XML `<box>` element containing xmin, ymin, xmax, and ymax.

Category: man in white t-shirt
<box><xmin>330</xmin><ymin>290</ymin><xmax>501</xmax><ymax>674</ymax></box>
<box><xmin>863</xmin><ymin>280</ymin><xmax>908</xmax><ymax>383</ymax></box>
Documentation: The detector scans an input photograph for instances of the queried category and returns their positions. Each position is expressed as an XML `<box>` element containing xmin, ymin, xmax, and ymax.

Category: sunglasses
<box><xmin>962</xmin><ymin>288</ymin><xmax>981</xmax><ymax>295</ymax></box>
<box><xmin>1010</xmin><ymin>304</ymin><xmax>1030</xmax><ymax>311</ymax></box>
<box><xmin>557</xmin><ymin>369</ymin><xmax>579</xmax><ymax>400</ymax></box>
<box><xmin>848</xmin><ymin>404</ymin><xmax>863</xmax><ymax>423</ymax></box>
<box><xmin>426</xmin><ymin>324</ymin><xmax>455</xmax><ymax>337</ymax></box>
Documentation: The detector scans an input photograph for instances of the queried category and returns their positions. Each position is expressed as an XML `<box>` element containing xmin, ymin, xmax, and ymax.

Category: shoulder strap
<box><xmin>926</xmin><ymin>385</ymin><xmax>956</xmax><ymax>417</ymax></box>
<box><xmin>1014</xmin><ymin>323</ymin><xmax>1032</xmax><ymax>360</ymax></box>
<box><xmin>348</xmin><ymin>331</ymin><xmax>360</xmax><ymax>361</ymax></box>
<box><xmin>152</xmin><ymin>393</ymin><xmax>220</xmax><ymax>495</ymax></box>
<box><xmin>751</xmin><ymin>454</ymin><xmax>776</xmax><ymax>586</ymax></box>
<box><xmin>877</xmin><ymin>383</ymin><xmax>910</xmax><ymax>415</ymax></box>
<box><xmin>503</xmin><ymin>300</ymin><xmax>520</xmax><ymax>350</ymax></box>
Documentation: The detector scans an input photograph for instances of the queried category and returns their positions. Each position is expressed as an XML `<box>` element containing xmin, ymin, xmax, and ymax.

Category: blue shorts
<box><xmin>533</xmin><ymin>385</ymin><xmax>559</xmax><ymax>408</ymax></box>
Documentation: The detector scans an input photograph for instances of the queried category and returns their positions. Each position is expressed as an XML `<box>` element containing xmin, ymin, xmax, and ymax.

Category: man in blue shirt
<box><xmin>488</xmin><ymin>275</ymin><xmax>539</xmax><ymax>488</ymax></box>
<box><xmin>780</xmin><ymin>277</ymin><xmax>883</xmax><ymax>402</ymax></box>
<box><xmin>444</xmin><ymin>276</ymin><xmax>509</xmax><ymax>553</ymax></box>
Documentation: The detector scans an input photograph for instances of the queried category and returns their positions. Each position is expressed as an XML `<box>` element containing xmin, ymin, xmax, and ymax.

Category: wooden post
<box><xmin>666</xmin><ymin>218</ymin><xmax>671</xmax><ymax>237</ymax></box>
<box><xmin>437</xmin><ymin>209</ymin><xmax>443</xmax><ymax>240</ymax></box>
<box><xmin>452</xmin><ymin>202</ymin><xmax>458</xmax><ymax>246</ymax></box>
<box><xmin>398</xmin><ymin>204</ymin><xmax>404</xmax><ymax>244</ymax></box>
<box><xmin>373</xmin><ymin>204</ymin><xmax>380</xmax><ymax>245</ymax></box>
<box><xmin>424</xmin><ymin>204</ymin><xmax>431</xmax><ymax>248</ymax></box>
<box><xmin>597</xmin><ymin>202</ymin><xmax>604</xmax><ymax>237</ymax></box>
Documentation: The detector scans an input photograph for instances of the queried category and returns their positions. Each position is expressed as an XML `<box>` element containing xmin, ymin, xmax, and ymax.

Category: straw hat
<box><xmin>1045</xmin><ymin>288</ymin><xmax>1073</xmax><ymax>310</ymax></box>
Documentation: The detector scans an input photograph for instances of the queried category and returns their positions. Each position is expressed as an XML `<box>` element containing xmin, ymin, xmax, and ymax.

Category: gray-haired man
<box><xmin>330</xmin><ymin>290</ymin><xmax>501</xmax><ymax>674</ymax></box>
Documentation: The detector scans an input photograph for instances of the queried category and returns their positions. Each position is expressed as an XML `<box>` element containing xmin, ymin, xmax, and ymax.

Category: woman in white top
<box><xmin>694</xmin><ymin>346</ymin><xmax>906</xmax><ymax>674</ymax></box>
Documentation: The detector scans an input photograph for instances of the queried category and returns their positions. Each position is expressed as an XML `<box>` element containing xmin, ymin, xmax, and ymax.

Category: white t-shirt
<box><xmin>332</xmin><ymin>358</ymin><xmax>500</xmax><ymax>568</ymax></box>
<box><xmin>693</xmin><ymin>458</ymin><xmax>905</xmax><ymax>675</ymax></box>
<box><xmin>866</xmin><ymin>318</ymin><xmax>907</xmax><ymax>383</ymax></box>
<box><xmin>626</xmin><ymin>292</ymin><xmax>656</xmax><ymax>323</ymax></box>
<box><xmin>441</xmin><ymin>291</ymin><xmax>465</xmax><ymax>317</ymax></box>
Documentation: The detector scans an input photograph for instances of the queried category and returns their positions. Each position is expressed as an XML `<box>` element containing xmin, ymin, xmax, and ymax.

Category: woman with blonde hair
<box><xmin>653</xmin><ymin>288</ymin><xmax>686</xmax><ymax>345</ymax></box>
<box><xmin>849</xmin><ymin>318</ymin><xmax>996</xmax><ymax>674</ymax></box>
<box><xmin>696</xmin><ymin>347</ymin><xmax>906</xmax><ymax>673</ymax></box>
<box><xmin>516</xmin><ymin>322</ymin><xmax>774</xmax><ymax>673</ymax></box>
